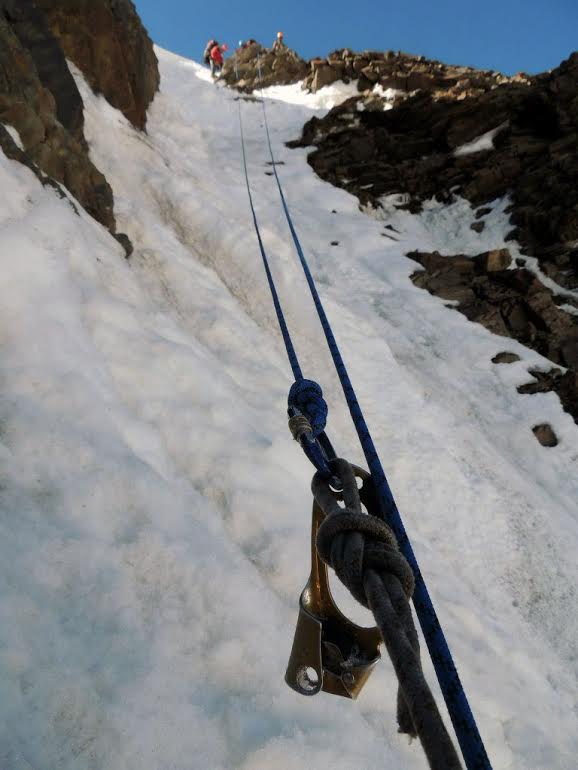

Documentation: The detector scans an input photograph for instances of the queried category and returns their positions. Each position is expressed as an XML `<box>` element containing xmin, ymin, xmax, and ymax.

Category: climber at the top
<box><xmin>272</xmin><ymin>31</ymin><xmax>285</xmax><ymax>52</ymax></box>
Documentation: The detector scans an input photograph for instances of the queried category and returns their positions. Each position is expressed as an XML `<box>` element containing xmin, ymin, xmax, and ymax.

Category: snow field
<box><xmin>0</xmin><ymin>46</ymin><xmax>576</xmax><ymax>769</ymax></box>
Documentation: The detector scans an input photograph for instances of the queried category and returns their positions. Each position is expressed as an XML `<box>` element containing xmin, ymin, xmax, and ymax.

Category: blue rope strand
<box><xmin>236</xmin><ymin>96</ymin><xmax>337</xmax><ymax>480</ymax></box>
<box><xmin>236</xmin><ymin>100</ymin><xmax>303</xmax><ymax>382</ymax></box>
<box><xmin>256</xmin><ymin>64</ymin><xmax>492</xmax><ymax>770</ymax></box>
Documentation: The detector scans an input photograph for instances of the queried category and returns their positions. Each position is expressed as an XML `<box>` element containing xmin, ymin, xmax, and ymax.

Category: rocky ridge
<box><xmin>223</xmin><ymin>44</ymin><xmax>528</xmax><ymax>100</ymax></box>
<box><xmin>304</xmin><ymin>48</ymin><xmax>530</xmax><ymax>96</ymax></box>
<box><xmin>220</xmin><ymin>42</ymin><xmax>308</xmax><ymax>92</ymax></box>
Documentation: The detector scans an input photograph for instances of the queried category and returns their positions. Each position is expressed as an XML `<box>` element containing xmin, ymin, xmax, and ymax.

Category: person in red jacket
<box><xmin>209</xmin><ymin>42</ymin><xmax>228</xmax><ymax>78</ymax></box>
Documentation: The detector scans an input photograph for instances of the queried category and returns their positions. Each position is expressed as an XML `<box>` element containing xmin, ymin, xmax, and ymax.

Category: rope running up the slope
<box><xmin>253</xmin><ymin>60</ymin><xmax>493</xmax><ymax>770</ymax></box>
<box><xmin>236</xmin><ymin>97</ymin><xmax>459</xmax><ymax>769</ymax></box>
<box><xmin>235</xmin><ymin>92</ymin><xmax>340</xmax><ymax>481</ymax></box>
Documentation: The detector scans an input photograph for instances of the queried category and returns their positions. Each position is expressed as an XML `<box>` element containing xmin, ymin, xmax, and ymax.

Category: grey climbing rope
<box><xmin>313</xmin><ymin>458</ymin><xmax>463</xmax><ymax>770</ymax></box>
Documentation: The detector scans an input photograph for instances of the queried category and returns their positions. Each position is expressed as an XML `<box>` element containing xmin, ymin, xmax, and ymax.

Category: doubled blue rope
<box><xmin>236</xmin><ymin>96</ymin><xmax>335</xmax><ymax>480</ymax></box>
<box><xmin>236</xmin><ymin>99</ymin><xmax>302</xmax><ymax>382</ymax></box>
<box><xmin>256</xmin><ymin>65</ymin><xmax>492</xmax><ymax>770</ymax></box>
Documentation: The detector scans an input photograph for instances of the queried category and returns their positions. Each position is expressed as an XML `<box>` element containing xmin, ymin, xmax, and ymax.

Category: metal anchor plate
<box><xmin>285</xmin><ymin>493</ymin><xmax>381</xmax><ymax>699</ymax></box>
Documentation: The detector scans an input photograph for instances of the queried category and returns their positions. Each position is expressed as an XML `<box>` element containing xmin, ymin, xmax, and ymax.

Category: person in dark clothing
<box><xmin>272</xmin><ymin>31</ymin><xmax>285</xmax><ymax>52</ymax></box>
<box><xmin>203</xmin><ymin>39</ymin><xmax>218</xmax><ymax>65</ymax></box>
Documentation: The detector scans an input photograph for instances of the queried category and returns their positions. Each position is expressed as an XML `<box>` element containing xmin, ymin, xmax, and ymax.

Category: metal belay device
<box><xmin>285</xmin><ymin>466</ymin><xmax>382</xmax><ymax>699</ymax></box>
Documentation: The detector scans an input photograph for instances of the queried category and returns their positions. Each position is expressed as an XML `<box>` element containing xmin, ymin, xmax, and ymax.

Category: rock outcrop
<box><xmin>290</xmin><ymin>52</ymin><xmax>578</xmax><ymax>292</ymax></box>
<box><xmin>0</xmin><ymin>0</ymin><xmax>159</xmax><ymax>245</ymax></box>
<box><xmin>36</xmin><ymin>0</ymin><xmax>159</xmax><ymax>131</ymax></box>
<box><xmin>408</xmin><ymin>249</ymin><xmax>578</xmax><ymax>424</ymax></box>
<box><xmin>0</xmin><ymin>0</ymin><xmax>114</xmax><ymax>229</ymax></box>
<box><xmin>220</xmin><ymin>42</ymin><xmax>308</xmax><ymax>92</ymax></box>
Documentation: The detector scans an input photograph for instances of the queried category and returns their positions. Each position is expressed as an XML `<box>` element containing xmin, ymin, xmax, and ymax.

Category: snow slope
<box><xmin>0</xmin><ymin>46</ymin><xmax>577</xmax><ymax>769</ymax></box>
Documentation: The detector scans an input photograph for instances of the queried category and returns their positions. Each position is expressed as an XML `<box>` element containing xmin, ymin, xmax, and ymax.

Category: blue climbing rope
<box><xmin>254</xmin><ymin>61</ymin><xmax>493</xmax><ymax>770</ymax></box>
<box><xmin>236</xmin><ymin>98</ymin><xmax>301</xmax><ymax>381</ymax></box>
<box><xmin>235</xmin><ymin>93</ymin><xmax>337</xmax><ymax>482</ymax></box>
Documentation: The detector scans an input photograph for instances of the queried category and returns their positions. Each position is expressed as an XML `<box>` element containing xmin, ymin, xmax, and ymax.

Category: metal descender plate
<box><xmin>285</xmin><ymin>495</ymin><xmax>382</xmax><ymax>699</ymax></box>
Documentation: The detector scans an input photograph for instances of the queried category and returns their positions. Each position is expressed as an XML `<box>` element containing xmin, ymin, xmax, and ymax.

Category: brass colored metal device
<box><xmin>285</xmin><ymin>499</ymin><xmax>382</xmax><ymax>699</ymax></box>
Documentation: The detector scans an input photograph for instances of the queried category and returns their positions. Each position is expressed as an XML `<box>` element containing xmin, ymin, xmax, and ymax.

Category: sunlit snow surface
<box><xmin>0</xmin><ymin>47</ymin><xmax>577</xmax><ymax>770</ymax></box>
<box><xmin>453</xmin><ymin>122</ymin><xmax>509</xmax><ymax>156</ymax></box>
<box><xmin>2</xmin><ymin>122</ymin><xmax>24</xmax><ymax>150</ymax></box>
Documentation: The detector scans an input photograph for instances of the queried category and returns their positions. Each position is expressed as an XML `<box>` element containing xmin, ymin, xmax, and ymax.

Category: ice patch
<box><xmin>454</xmin><ymin>122</ymin><xmax>508</xmax><ymax>156</ymax></box>
<box><xmin>2</xmin><ymin>123</ymin><xmax>24</xmax><ymax>150</ymax></box>
<box><xmin>259</xmin><ymin>79</ymin><xmax>361</xmax><ymax>111</ymax></box>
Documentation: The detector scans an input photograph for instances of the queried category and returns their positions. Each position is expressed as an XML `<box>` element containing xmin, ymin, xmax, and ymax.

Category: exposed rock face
<box><xmin>3</xmin><ymin>0</ymin><xmax>85</xmax><ymax>141</ymax></box>
<box><xmin>0</xmin><ymin>0</ymin><xmax>115</xmax><ymax>229</ymax></box>
<box><xmin>290</xmin><ymin>52</ymin><xmax>578</xmax><ymax>291</ymax></box>
<box><xmin>36</xmin><ymin>0</ymin><xmax>159</xmax><ymax>131</ymax></box>
<box><xmin>0</xmin><ymin>0</ymin><xmax>159</xmax><ymax>243</ymax></box>
<box><xmin>220</xmin><ymin>42</ymin><xmax>308</xmax><ymax>92</ymax></box>
<box><xmin>408</xmin><ymin>250</ymin><xmax>578</xmax><ymax>424</ymax></box>
<box><xmin>304</xmin><ymin>48</ymin><xmax>526</xmax><ymax>96</ymax></box>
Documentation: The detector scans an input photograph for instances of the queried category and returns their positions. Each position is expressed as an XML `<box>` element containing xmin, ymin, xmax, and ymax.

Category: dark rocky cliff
<box><xmin>0</xmin><ymin>0</ymin><xmax>159</xmax><ymax>242</ymax></box>
<box><xmin>291</xmin><ymin>52</ymin><xmax>578</xmax><ymax>291</ymax></box>
<box><xmin>0</xmin><ymin>0</ymin><xmax>114</xmax><ymax>228</ymax></box>
<box><xmin>36</xmin><ymin>0</ymin><xmax>159</xmax><ymax>131</ymax></box>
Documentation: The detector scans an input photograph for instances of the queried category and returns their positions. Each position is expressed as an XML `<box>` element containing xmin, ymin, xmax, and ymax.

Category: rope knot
<box><xmin>288</xmin><ymin>379</ymin><xmax>327</xmax><ymax>438</ymax></box>
<box><xmin>316</xmin><ymin>508</ymin><xmax>415</xmax><ymax>608</ymax></box>
<box><xmin>312</xmin><ymin>458</ymin><xmax>414</xmax><ymax>607</ymax></box>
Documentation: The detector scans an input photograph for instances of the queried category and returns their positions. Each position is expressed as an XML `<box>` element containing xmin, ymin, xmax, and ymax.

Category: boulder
<box><xmin>407</xmin><ymin>246</ymin><xmax>578</xmax><ymax>424</ymax></box>
<box><xmin>532</xmin><ymin>424</ymin><xmax>559</xmax><ymax>447</ymax></box>
<box><xmin>474</xmin><ymin>248</ymin><xmax>512</xmax><ymax>272</ymax></box>
<box><xmin>221</xmin><ymin>43</ymin><xmax>308</xmax><ymax>92</ymax></box>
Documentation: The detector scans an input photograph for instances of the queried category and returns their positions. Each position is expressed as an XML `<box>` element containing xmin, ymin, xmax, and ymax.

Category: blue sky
<box><xmin>134</xmin><ymin>0</ymin><xmax>577</xmax><ymax>76</ymax></box>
